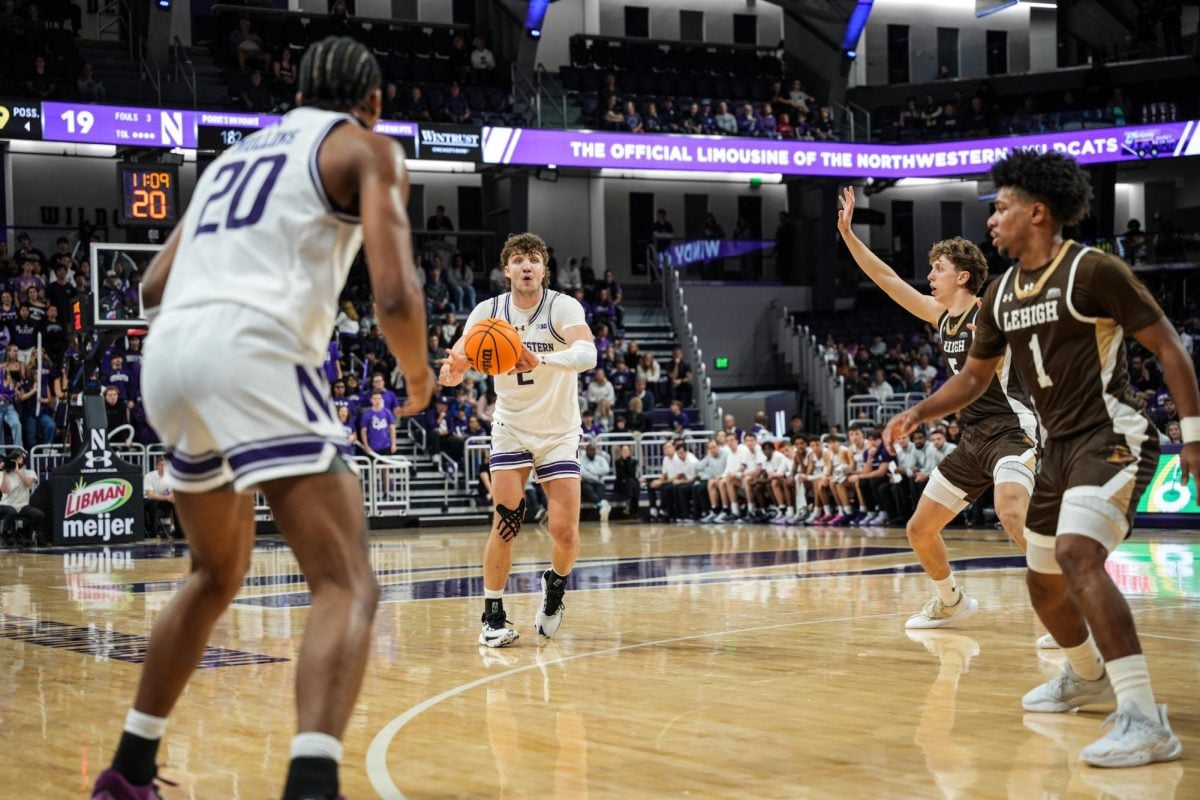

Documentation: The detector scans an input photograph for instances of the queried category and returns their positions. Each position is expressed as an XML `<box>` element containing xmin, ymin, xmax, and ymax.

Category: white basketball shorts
<box><xmin>142</xmin><ymin>302</ymin><xmax>354</xmax><ymax>493</ymax></box>
<box><xmin>489</xmin><ymin>419</ymin><xmax>581</xmax><ymax>482</ymax></box>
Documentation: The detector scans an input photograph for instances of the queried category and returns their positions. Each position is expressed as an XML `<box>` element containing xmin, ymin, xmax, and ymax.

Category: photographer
<box><xmin>0</xmin><ymin>449</ymin><xmax>44</xmax><ymax>545</ymax></box>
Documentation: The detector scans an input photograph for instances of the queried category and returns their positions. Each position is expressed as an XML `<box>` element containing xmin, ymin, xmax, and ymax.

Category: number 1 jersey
<box><xmin>160</xmin><ymin>107</ymin><xmax>376</xmax><ymax>364</ymax></box>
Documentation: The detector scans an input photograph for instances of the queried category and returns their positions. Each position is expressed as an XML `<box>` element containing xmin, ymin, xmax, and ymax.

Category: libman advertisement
<box><xmin>51</xmin><ymin>435</ymin><xmax>143</xmax><ymax>546</ymax></box>
<box><xmin>1136</xmin><ymin>451</ymin><xmax>1200</xmax><ymax>516</ymax></box>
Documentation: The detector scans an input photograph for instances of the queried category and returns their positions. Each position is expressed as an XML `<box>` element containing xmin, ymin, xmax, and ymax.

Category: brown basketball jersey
<box><xmin>938</xmin><ymin>305</ymin><xmax>1036</xmax><ymax>434</ymax></box>
<box><xmin>971</xmin><ymin>241</ymin><xmax>1164</xmax><ymax>441</ymax></box>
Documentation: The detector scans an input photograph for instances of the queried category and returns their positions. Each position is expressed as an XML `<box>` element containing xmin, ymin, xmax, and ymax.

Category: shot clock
<box><xmin>117</xmin><ymin>163</ymin><xmax>179</xmax><ymax>228</ymax></box>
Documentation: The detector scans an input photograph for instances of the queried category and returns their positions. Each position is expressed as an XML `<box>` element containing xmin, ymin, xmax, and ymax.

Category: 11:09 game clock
<box><xmin>117</xmin><ymin>163</ymin><xmax>179</xmax><ymax>228</ymax></box>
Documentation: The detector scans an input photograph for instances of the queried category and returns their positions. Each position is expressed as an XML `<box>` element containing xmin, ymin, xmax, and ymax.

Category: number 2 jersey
<box><xmin>971</xmin><ymin>240</ymin><xmax>1165</xmax><ymax>441</ymax></box>
<box><xmin>159</xmin><ymin>107</ymin><xmax>375</xmax><ymax>365</ymax></box>
<box><xmin>464</xmin><ymin>290</ymin><xmax>589</xmax><ymax>434</ymax></box>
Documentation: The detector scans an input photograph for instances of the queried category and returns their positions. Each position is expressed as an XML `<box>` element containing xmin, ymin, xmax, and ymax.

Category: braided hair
<box><xmin>297</xmin><ymin>36</ymin><xmax>381</xmax><ymax>112</ymax></box>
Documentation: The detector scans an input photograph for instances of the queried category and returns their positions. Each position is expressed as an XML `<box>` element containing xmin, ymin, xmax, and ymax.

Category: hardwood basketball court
<box><xmin>1</xmin><ymin>523</ymin><xmax>1195</xmax><ymax>798</ymax></box>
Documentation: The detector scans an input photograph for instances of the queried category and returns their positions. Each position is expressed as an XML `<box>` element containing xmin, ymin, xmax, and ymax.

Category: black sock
<box><xmin>112</xmin><ymin>731</ymin><xmax>160</xmax><ymax>786</ymax></box>
<box><xmin>282</xmin><ymin>756</ymin><xmax>339</xmax><ymax>800</ymax></box>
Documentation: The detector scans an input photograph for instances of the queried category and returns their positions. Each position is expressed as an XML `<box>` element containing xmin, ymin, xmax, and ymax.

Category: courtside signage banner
<box><xmin>481</xmin><ymin>121</ymin><xmax>1200</xmax><ymax>177</ymax></box>
<box><xmin>50</xmin><ymin>429</ymin><xmax>144</xmax><ymax>546</ymax></box>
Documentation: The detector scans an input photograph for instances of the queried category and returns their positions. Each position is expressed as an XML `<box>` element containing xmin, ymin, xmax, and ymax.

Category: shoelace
<box><xmin>1097</xmin><ymin>708</ymin><xmax>1155</xmax><ymax>735</ymax></box>
<box><xmin>543</xmin><ymin>584</ymin><xmax>565</xmax><ymax>614</ymax></box>
<box><xmin>482</xmin><ymin>611</ymin><xmax>512</xmax><ymax>629</ymax></box>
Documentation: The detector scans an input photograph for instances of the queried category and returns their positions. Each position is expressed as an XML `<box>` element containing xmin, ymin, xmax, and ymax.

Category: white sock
<box><xmin>484</xmin><ymin>588</ymin><xmax>503</xmax><ymax>600</ymax></box>
<box><xmin>1063</xmin><ymin>633</ymin><xmax>1105</xmax><ymax>682</ymax></box>
<box><xmin>730</xmin><ymin>502</ymin><xmax>740</xmax><ymax>514</ymax></box>
<box><xmin>825</xmin><ymin>505</ymin><xmax>834</xmax><ymax>515</ymax></box>
<box><xmin>124</xmin><ymin>709</ymin><xmax>167</xmax><ymax>741</ymax></box>
<box><xmin>748</xmin><ymin>503</ymin><xmax>757</xmax><ymax>513</ymax></box>
<box><xmin>932</xmin><ymin>574</ymin><xmax>960</xmax><ymax>606</ymax></box>
<box><xmin>290</xmin><ymin>732</ymin><xmax>344</xmax><ymax>763</ymax></box>
<box><xmin>1105</xmin><ymin>654</ymin><xmax>1157</xmax><ymax>718</ymax></box>
<box><xmin>786</xmin><ymin>507</ymin><xmax>795</xmax><ymax>516</ymax></box>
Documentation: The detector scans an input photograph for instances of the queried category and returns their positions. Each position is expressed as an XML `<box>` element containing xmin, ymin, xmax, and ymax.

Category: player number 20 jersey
<box><xmin>160</xmin><ymin>106</ymin><xmax>377</xmax><ymax>364</ymax></box>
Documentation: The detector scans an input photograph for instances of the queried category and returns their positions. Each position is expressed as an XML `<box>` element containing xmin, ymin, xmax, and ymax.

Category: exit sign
<box><xmin>714</xmin><ymin>356</ymin><xmax>729</xmax><ymax>370</ymax></box>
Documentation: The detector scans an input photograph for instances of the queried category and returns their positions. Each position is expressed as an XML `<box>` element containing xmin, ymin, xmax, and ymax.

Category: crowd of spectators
<box><xmin>559</xmin><ymin>33</ymin><xmax>840</xmax><ymax>140</ymax></box>
<box><xmin>591</xmin><ymin>76</ymin><xmax>839</xmax><ymax>142</ymax></box>
<box><xmin>0</xmin><ymin>232</ymin><xmax>91</xmax><ymax>450</ymax></box>
<box><xmin>0</xmin><ymin>0</ymin><xmax>92</xmax><ymax>102</ymax></box>
<box><xmin>218</xmin><ymin>8</ymin><xmax>511</xmax><ymax>123</ymax></box>
<box><xmin>880</xmin><ymin>61</ymin><xmax>1193</xmax><ymax>145</ymax></box>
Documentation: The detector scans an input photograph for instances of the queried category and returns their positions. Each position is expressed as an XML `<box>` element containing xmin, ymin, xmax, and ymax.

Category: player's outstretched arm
<box><xmin>140</xmin><ymin>222</ymin><xmax>184</xmax><ymax>313</ymax></box>
<box><xmin>883</xmin><ymin>353</ymin><xmax>999</xmax><ymax>450</ymax></box>
<box><xmin>343</xmin><ymin>132</ymin><xmax>433</xmax><ymax>415</ymax></box>
<box><xmin>1133</xmin><ymin>317</ymin><xmax>1200</xmax><ymax>485</ymax></box>
<box><xmin>836</xmin><ymin>186</ymin><xmax>943</xmax><ymax>325</ymax></box>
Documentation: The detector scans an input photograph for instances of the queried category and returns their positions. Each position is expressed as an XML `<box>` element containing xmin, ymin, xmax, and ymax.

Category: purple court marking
<box><xmin>0</xmin><ymin>615</ymin><xmax>289</xmax><ymax>668</ymax></box>
<box><xmin>233</xmin><ymin>545</ymin><xmax>916</xmax><ymax>608</ymax></box>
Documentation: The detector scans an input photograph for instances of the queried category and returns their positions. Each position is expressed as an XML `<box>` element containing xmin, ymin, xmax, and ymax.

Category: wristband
<box><xmin>1182</xmin><ymin>417</ymin><xmax>1200</xmax><ymax>444</ymax></box>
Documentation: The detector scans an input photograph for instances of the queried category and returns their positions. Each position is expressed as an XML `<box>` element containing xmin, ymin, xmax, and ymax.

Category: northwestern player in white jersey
<box><xmin>838</xmin><ymin>186</ymin><xmax>1038</xmax><ymax>630</ymax></box>
<box><xmin>439</xmin><ymin>232</ymin><xmax>595</xmax><ymax>648</ymax></box>
<box><xmin>92</xmin><ymin>38</ymin><xmax>432</xmax><ymax>800</ymax></box>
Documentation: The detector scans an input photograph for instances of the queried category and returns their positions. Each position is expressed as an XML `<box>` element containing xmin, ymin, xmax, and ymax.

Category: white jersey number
<box><xmin>1028</xmin><ymin>333</ymin><xmax>1054</xmax><ymax>388</ymax></box>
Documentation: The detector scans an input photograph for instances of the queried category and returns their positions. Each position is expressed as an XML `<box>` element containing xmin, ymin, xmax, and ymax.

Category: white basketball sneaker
<box><xmin>479</xmin><ymin>600</ymin><xmax>519</xmax><ymax>648</ymax></box>
<box><xmin>535</xmin><ymin>569</ymin><xmax>567</xmax><ymax>638</ymax></box>
<box><xmin>1036</xmin><ymin>633</ymin><xmax>1059</xmax><ymax>649</ymax></box>
<box><xmin>1080</xmin><ymin>703</ymin><xmax>1182</xmax><ymax>768</ymax></box>
<box><xmin>1022</xmin><ymin>663</ymin><xmax>1115</xmax><ymax>712</ymax></box>
<box><xmin>905</xmin><ymin>591</ymin><xmax>979</xmax><ymax>629</ymax></box>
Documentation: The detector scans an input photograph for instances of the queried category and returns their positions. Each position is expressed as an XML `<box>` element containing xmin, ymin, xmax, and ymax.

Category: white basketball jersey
<box><xmin>159</xmin><ymin>106</ymin><xmax>374</xmax><ymax>364</ymax></box>
<box><xmin>465</xmin><ymin>290</ymin><xmax>588</xmax><ymax>433</ymax></box>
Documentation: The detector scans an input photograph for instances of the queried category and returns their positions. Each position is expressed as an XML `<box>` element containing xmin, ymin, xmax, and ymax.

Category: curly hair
<box><xmin>990</xmin><ymin>150</ymin><xmax>1093</xmax><ymax>226</ymax></box>
<box><xmin>499</xmin><ymin>232</ymin><xmax>551</xmax><ymax>289</ymax></box>
<box><xmin>928</xmin><ymin>237</ymin><xmax>988</xmax><ymax>294</ymax></box>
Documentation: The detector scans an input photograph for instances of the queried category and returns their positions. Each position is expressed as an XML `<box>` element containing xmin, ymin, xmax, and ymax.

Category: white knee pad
<box><xmin>1057</xmin><ymin>488</ymin><xmax>1127</xmax><ymax>553</ymax></box>
<box><xmin>1025</xmin><ymin>529</ymin><xmax>1061</xmax><ymax>575</ymax></box>
<box><xmin>993</xmin><ymin>454</ymin><xmax>1036</xmax><ymax>496</ymax></box>
<box><xmin>924</xmin><ymin>468</ymin><xmax>969</xmax><ymax>514</ymax></box>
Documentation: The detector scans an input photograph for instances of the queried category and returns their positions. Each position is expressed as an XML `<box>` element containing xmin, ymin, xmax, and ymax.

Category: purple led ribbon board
<box><xmin>31</xmin><ymin>101</ymin><xmax>1200</xmax><ymax>178</ymax></box>
<box><xmin>41</xmin><ymin>101</ymin><xmax>418</xmax><ymax>149</ymax></box>
<box><xmin>43</xmin><ymin>101</ymin><xmax>199</xmax><ymax>148</ymax></box>
<box><xmin>482</xmin><ymin>121</ymin><xmax>1200</xmax><ymax>178</ymax></box>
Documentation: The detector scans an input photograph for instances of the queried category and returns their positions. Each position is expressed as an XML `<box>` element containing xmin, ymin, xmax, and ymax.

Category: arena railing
<box><xmin>773</xmin><ymin>303</ymin><xmax>845</xmax><ymax>430</ymax></box>
<box><xmin>845</xmin><ymin>392</ymin><xmax>928</xmax><ymax>426</ymax></box>
<box><xmin>32</xmin><ymin>445</ymin><xmax>408</xmax><ymax>523</ymax></box>
<box><xmin>463</xmin><ymin>430</ymin><xmax>719</xmax><ymax>489</ymax></box>
<box><xmin>663</xmin><ymin>256</ymin><xmax>722</xmax><ymax>431</ymax></box>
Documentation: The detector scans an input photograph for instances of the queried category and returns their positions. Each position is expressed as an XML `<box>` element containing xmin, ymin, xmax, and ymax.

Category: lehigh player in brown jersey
<box><xmin>886</xmin><ymin>151</ymin><xmax>1198</xmax><ymax>769</ymax></box>
<box><xmin>838</xmin><ymin>188</ymin><xmax>1037</xmax><ymax>630</ymax></box>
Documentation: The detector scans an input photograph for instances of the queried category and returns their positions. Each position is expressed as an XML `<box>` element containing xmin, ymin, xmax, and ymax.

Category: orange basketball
<box><xmin>463</xmin><ymin>317</ymin><xmax>523</xmax><ymax>375</ymax></box>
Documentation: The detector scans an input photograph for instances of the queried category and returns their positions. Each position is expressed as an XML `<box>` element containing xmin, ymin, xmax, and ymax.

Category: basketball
<box><xmin>463</xmin><ymin>317</ymin><xmax>523</xmax><ymax>375</ymax></box>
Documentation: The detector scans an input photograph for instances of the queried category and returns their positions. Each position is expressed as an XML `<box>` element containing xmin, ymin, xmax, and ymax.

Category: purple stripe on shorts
<box><xmin>536</xmin><ymin>462</ymin><xmax>581</xmax><ymax>478</ymax></box>
<box><xmin>228</xmin><ymin>440</ymin><xmax>329</xmax><ymax>474</ymax></box>
<box><xmin>168</xmin><ymin>451</ymin><xmax>224</xmax><ymax>476</ymax></box>
<box><xmin>490</xmin><ymin>451</ymin><xmax>533</xmax><ymax>466</ymax></box>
